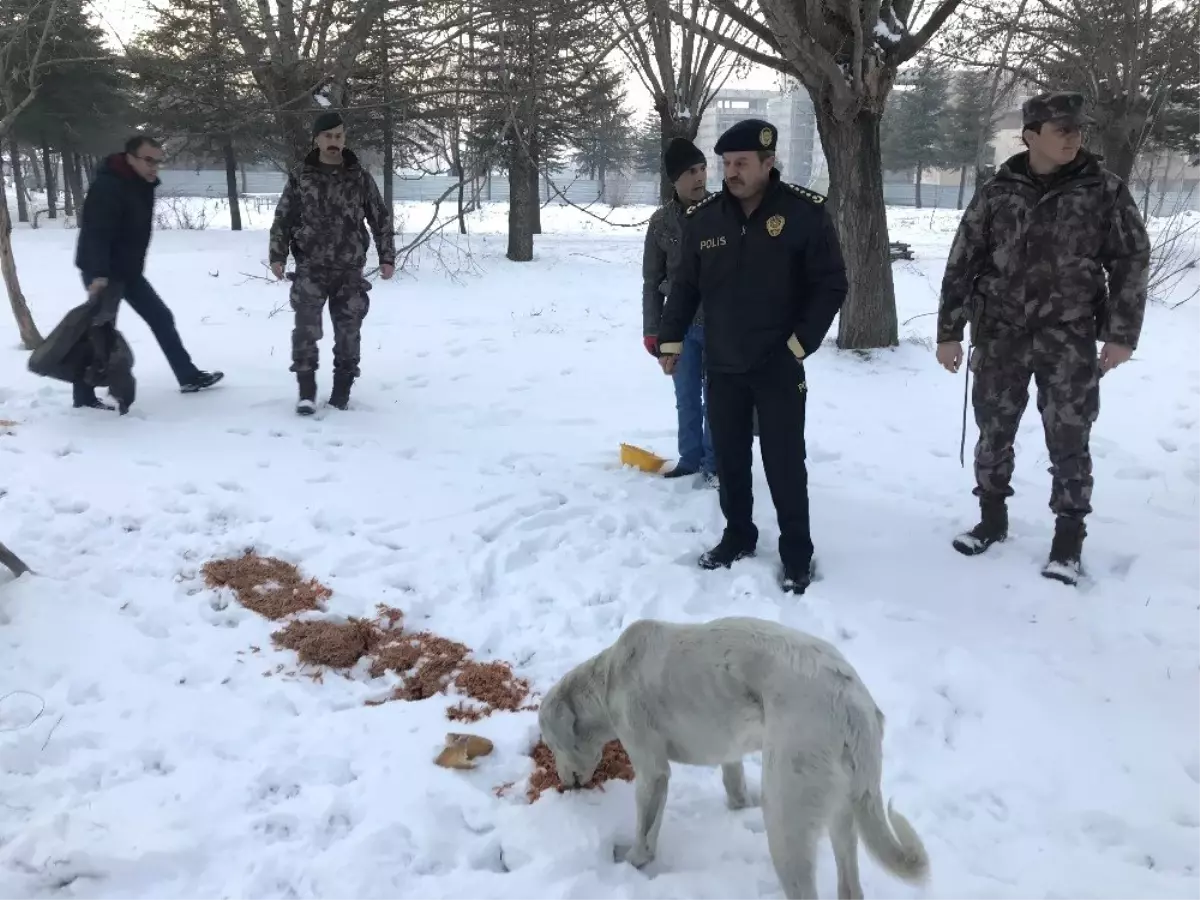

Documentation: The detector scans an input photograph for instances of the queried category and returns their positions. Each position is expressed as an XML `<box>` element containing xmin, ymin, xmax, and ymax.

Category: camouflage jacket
<box><xmin>936</xmin><ymin>150</ymin><xmax>1150</xmax><ymax>349</ymax></box>
<box><xmin>642</xmin><ymin>193</ymin><xmax>703</xmax><ymax>336</ymax></box>
<box><xmin>269</xmin><ymin>148</ymin><xmax>395</xmax><ymax>272</ymax></box>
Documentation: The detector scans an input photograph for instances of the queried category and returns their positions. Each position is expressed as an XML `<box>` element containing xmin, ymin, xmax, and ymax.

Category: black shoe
<box><xmin>698</xmin><ymin>538</ymin><xmax>756</xmax><ymax>570</ymax></box>
<box><xmin>780</xmin><ymin>558</ymin><xmax>816</xmax><ymax>595</ymax></box>
<box><xmin>952</xmin><ymin>498</ymin><xmax>1008</xmax><ymax>556</ymax></box>
<box><xmin>663</xmin><ymin>462</ymin><xmax>700</xmax><ymax>479</ymax></box>
<box><xmin>328</xmin><ymin>374</ymin><xmax>354</xmax><ymax>410</ymax></box>
<box><xmin>73</xmin><ymin>396</ymin><xmax>115</xmax><ymax>411</ymax></box>
<box><xmin>296</xmin><ymin>371</ymin><xmax>317</xmax><ymax>416</ymax></box>
<box><xmin>180</xmin><ymin>371</ymin><xmax>224</xmax><ymax>393</ymax></box>
<box><xmin>1042</xmin><ymin>517</ymin><xmax>1085</xmax><ymax>585</ymax></box>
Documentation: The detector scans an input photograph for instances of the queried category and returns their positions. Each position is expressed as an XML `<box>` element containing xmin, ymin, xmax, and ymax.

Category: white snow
<box><xmin>0</xmin><ymin>199</ymin><xmax>1198</xmax><ymax>899</ymax></box>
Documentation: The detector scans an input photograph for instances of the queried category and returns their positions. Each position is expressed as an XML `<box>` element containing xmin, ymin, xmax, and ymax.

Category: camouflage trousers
<box><xmin>289</xmin><ymin>268</ymin><xmax>371</xmax><ymax>377</ymax></box>
<box><xmin>970</xmin><ymin>326</ymin><xmax>1100</xmax><ymax>520</ymax></box>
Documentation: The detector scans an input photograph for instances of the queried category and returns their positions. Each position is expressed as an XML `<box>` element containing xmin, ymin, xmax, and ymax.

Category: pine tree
<box><xmin>880</xmin><ymin>55</ymin><xmax>952</xmax><ymax>208</ymax></box>
<box><xmin>129</xmin><ymin>0</ymin><xmax>254</xmax><ymax>228</ymax></box>
<box><xmin>571</xmin><ymin>67</ymin><xmax>637</xmax><ymax>198</ymax></box>
<box><xmin>941</xmin><ymin>69</ymin><xmax>996</xmax><ymax>209</ymax></box>
<box><xmin>469</xmin><ymin>0</ymin><xmax>621</xmax><ymax>261</ymax></box>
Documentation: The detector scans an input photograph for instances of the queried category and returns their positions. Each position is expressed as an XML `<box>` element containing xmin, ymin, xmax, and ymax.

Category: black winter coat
<box><xmin>74</xmin><ymin>154</ymin><xmax>158</xmax><ymax>280</ymax></box>
<box><xmin>658</xmin><ymin>169</ymin><xmax>848</xmax><ymax>374</ymax></box>
<box><xmin>28</xmin><ymin>282</ymin><xmax>137</xmax><ymax>414</ymax></box>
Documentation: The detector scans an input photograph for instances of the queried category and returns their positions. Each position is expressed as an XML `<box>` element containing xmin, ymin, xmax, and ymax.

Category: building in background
<box><xmin>695</xmin><ymin>82</ymin><xmax>824</xmax><ymax>190</ymax></box>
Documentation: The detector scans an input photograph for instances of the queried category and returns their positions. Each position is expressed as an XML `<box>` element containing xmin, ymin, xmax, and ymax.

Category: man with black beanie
<box><xmin>641</xmin><ymin>136</ymin><xmax>715</xmax><ymax>486</ymax></box>
<box><xmin>269</xmin><ymin>111</ymin><xmax>396</xmax><ymax>415</ymax></box>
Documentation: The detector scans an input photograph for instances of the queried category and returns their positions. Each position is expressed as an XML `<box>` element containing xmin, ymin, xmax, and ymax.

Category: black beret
<box><xmin>663</xmin><ymin>137</ymin><xmax>706</xmax><ymax>182</ymax></box>
<box><xmin>714</xmin><ymin>118</ymin><xmax>777</xmax><ymax>155</ymax></box>
<box><xmin>312</xmin><ymin>111</ymin><xmax>344</xmax><ymax>136</ymax></box>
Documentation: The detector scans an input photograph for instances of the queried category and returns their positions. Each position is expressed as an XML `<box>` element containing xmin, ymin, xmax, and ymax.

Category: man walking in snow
<box><xmin>641</xmin><ymin>137</ymin><xmax>716</xmax><ymax>487</ymax></box>
<box><xmin>269</xmin><ymin>111</ymin><xmax>395</xmax><ymax>415</ymax></box>
<box><xmin>73</xmin><ymin>134</ymin><xmax>223</xmax><ymax>409</ymax></box>
<box><xmin>656</xmin><ymin>119</ymin><xmax>848</xmax><ymax>595</ymax></box>
<box><xmin>935</xmin><ymin>91</ymin><xmax>1150</xmax><ymax>585</ymax></box>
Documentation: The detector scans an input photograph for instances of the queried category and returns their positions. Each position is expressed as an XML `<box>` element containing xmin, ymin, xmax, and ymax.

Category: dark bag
<box><xmin>28</xmin><ymin>281</ymin><xmax>137</xmax><ymax>414</ymax></box>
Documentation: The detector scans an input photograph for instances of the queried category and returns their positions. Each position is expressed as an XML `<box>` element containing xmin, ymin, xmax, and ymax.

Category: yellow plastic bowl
<box><xmin>620</xmin><ymin>443</ymin><xmax>667</xmax><ymax>474</ymax></box>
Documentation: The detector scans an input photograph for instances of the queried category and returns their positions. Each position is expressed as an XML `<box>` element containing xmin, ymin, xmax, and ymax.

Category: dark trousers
<box><xmin>707</xmin><ymin>352</ymin><xmax>812</xmax><ymax>568</ymax></box>
<box><xmin>77</xmin><ymin>273</ymin><xmax>198</xmax><ymax>386</ymax></box>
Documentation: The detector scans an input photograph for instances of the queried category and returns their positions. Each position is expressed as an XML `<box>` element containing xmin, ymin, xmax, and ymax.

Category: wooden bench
<box><xmin>889</xmin><ymin>241</ymin><xmax>914</xmax><ymax>262</ymax></box>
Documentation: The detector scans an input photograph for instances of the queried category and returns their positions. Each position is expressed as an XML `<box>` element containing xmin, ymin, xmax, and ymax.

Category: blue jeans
<box><xmin>673</xmin><ymin>323</ymin><xmax>715</xmax><ymax>474</ymax></box>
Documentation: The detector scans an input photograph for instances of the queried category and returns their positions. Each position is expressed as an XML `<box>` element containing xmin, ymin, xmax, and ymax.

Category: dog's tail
<box><xmin>847</xmin><ymin>700</ymin><xmax>930</xmax><ymax>885</ymax></box>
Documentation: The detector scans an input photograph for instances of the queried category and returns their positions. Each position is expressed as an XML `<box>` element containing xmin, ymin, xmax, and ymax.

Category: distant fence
<box><xmin>157</xmin><ymin>168</ymin><xmax>1198</xmax><ymax>214</ymax></box>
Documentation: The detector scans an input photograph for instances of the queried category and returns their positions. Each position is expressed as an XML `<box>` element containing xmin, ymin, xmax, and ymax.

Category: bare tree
<box><xmin>606</xmin><ymin>0</ymin><xmax>759</xmax><ymax>202</ymax></box>
<box><xmin>671</xmin><ymin>0</ymin><xmax>966</xmax><ymax>349</ymax></box>
<box><xmin>0</xmin><ymin>0</ymin><xmax>65</xmax><ymax>350</ymax></box>
<box><xmin>947</xmin><ymin>0</ymin><xmax>1199</xmax><ymax>183</ymax></box>
<box><xmin>217</xmin><ymin>0</ymin><xmax>391</xmax><ymax>168</ymax></box>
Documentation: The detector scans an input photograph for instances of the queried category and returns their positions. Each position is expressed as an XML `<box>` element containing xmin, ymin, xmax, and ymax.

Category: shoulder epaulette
<box><xmin>783</xmin><ymin>182</ymin><xmax>826</xmax><ymax>205</ymax></box>
<box><xmin>685</xmin><ymin>190</ymin><xmax>722</xmax><ymax>217</ymax></box>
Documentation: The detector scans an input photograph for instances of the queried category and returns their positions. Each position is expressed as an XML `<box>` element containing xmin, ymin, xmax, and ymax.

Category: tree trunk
<box><xmin>71</xmin><ymin>154</ymin><xmax>84</xmax><ymax>210</ymax></box>
<box><xmin>815</xmin><ymin>107</ymin><xmax>898</xmax><ymax>350</ymax></box>
<box><xmin>0</xmin><ymin>539</ymin><xmax>32</xmax><ymax>578</ymax></box>
<box><xmin>30</xmin><ymin>148</ymin><xmax>43</xmax><ymax>190</ymax></box>
<box><xmin>382</xmin><ymin>110</ymin><xmax>394</xmax><ymax>212</ymax></box>
<box><xmin>1096</xmin><ymin>126</ymin><xmax>1138</xmax><ymax>183</ymax></box>
<box><xmin>956</xmin><ymin>166</ymin><xmax>968</xmax><ymax>210</ymax></box>
<box><xmin>0</xmin><ymin>198</ymin><xmax>43</xmax><ymax>350</ymax></box>
<box><xmin>40</xmin><ymin>139</ymin><xmax>56</xmax><ymax>219</ymax></box>
<box><xmin>506</xmin><ymin>149</ymin><xmax>536</xmax><ymax>262</ymax></box>
<box><xmin>9</xmin><ymin>140</ymin><xmax>28</xmax><ymax>223</ymax></box>
<box><xmin>223</xmin><ymin>136</ymin><xmax>242</xmax><ymax>231</ymax></box>
<box><xmin>914</xmin><ymin>163</ymin><xmax>924</xmax><ymax>210</ymax></box>
<box><xmin>656</xmin><ymin>107</ymin><xmax>701</xmax><ymax>203</ymax></box>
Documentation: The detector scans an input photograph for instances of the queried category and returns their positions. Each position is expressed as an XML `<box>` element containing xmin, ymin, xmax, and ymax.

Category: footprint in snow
<box><xmin>1114</xmin><ymin>465</ymin><xmax>1159</xmax><ymax>481</ymax></box>
<box><xmin>1157</xmin><ymin>436</ymin><xmax>1179</xmax><ymax>453</ymax></box>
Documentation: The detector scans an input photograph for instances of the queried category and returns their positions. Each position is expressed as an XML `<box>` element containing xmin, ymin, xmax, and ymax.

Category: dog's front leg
<box><xmin>616</xmin><ymin>763</ymin><xmax>670</xmax><ymax>869</ymax></box>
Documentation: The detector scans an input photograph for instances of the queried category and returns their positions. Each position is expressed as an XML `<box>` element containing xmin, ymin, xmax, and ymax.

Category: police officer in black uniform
<box><xmin>656</xmin><ymin>118</ymin><xmax>848</xmax><ymax>594</ymax></box>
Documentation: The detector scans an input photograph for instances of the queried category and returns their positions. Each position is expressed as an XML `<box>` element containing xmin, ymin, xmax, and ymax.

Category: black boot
<box><xmin>73</xmin><ymin>383</ymin><xmax>114</xmax><ymax>411</ymax></box>
<box><xmin>952</xmin><ymin>497</ymin><xmax>1008</xmax><ymax>556</ymax></box>
<box><xmin>698</xmin><ymin>535</ymin><xmax>756</xmax><ymax>570</ymax></box>
<box><xmin>780</xmin><ymin>557</ymin><xmax>816</xmax><ymax>595</ymax></box>
<box><xmin>329</xmin><ymin>373</ymin><xmax>354</xmax><ymax>410</ymax></box>
<box><xmin>296</xmin><ymin>371</ymin><xmax>317</xmax><ymax>416</ymax></box>
<box><xmin>1042</xmin><ymin>517</ymin><xmax>1085</xmax><ymax>585</ymax></box>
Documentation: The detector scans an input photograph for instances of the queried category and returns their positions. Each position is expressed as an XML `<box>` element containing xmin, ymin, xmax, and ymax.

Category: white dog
<box><xmin>537</xmin><ymin>616</ymin><xmax>929</xmax><ymax>900</ymax></box>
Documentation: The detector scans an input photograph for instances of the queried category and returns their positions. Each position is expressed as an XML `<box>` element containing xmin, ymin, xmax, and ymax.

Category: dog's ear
<box><xmin>540</xmin><ymin>682</ymin><xmax>578</xmax><ymax>741</ymax></box>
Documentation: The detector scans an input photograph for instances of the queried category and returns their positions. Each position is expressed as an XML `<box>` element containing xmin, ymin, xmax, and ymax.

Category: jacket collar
<box><xmin>102</xmin><ymin>153</ymin><xmax>160</xmax><ymax>188</ymax></box>
<box><xmin>995</xmin><ymin>148</ymin><xmax>1101</xmax><ymax>189</ymax></box>
<box><xmin>303</xmin><ymin>147</ymin><xmax>361</xmax><ymax>171</ymax></box>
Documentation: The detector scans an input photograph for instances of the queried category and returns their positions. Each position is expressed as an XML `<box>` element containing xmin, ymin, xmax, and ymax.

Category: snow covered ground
<box><xmin>0</xmin><ymin>198</ymin><xmax>1197</xmax><ymax>899</ymax></box>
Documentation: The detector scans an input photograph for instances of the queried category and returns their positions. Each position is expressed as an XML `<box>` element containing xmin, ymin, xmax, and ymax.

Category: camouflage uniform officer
<box><xmin>935</xmin><ymin>91</ymin><xmax>1150</xmax><ymax>585</ymax></box>
<box><xmin>269</xmin><ymin>111</ymin><xmax>396</xmax><ymax>415</ymax></box>
<box><xmin>642</xmin><ymin>136</ymin><xmax>716</xmax><ymax>485</ymax></box>
<box><xmin>658</xmin><ymin>119</ymin><xmax>848</xmax><ymax>595</ymax></box>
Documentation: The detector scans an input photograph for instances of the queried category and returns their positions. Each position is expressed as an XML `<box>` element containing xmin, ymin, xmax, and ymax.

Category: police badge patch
<box><xmin>759</xmin><ymin>127</ymin><xmax>773</xmax><ymax>147</ymax></box>
<box><xmin>766</xmin><ymin>214</ymin><xmax>785</xmax><ymax>237</ymax></box>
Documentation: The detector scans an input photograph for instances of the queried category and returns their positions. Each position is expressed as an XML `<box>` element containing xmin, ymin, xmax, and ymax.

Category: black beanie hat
<box><xmin>312</xmin><ymin>111</ymin><xmax>344</xmax><ymax>137</ymax></box>
<box><xmin>663</xmin><ymin>137</ymin><xmax>705</xmax><ymax>182</ymax></box>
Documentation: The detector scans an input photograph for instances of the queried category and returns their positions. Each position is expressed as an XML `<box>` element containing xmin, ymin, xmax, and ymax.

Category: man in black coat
<box><xmin>72</xmin><ymin>134</ymin><xmax>222</xmax><ymax>409</ymax></box>
<box><xmin>656</xmin><ymin>118</ymin><xmax>848</xmax><ymax>594</ymax></box>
